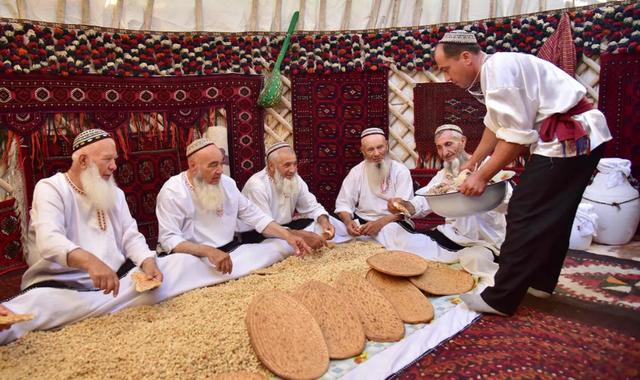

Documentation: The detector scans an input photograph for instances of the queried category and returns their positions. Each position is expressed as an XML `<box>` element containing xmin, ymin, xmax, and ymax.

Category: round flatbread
<box><xmin>293</xmin><ymin>281</ymin><xmax>366</xmax><ymax>359</ymax></box>
<box><xmin>366</xmin><ymin>251</ymin><xmax>429</xmax><ymax>277</ymax></box>
<box><xmin>365</xmin><ymin>270</ymin><xmax>434</xmax><ymax>324</ymax></box>
<box><xmin>208</xmin><ymin>372</ymin><xmax>268</xmax><ymax>380</ymax></box>
<box><xmin>409</xmin><ymin>266</ymin><xmax>474</xmax><ymax>295</ymax></box>
<box><xmin>333</xmin><ymin>272</ymin><xmax>405</xmax><ymax>342</ymax></box>
<box><xmin>246</xmin><ymin>290</ymin><xmax>329</xmax><ymax>379</ymax></box>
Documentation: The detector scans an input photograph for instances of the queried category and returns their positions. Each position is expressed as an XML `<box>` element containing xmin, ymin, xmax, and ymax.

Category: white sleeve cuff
<box><xmin>61</xmin><ymin>243</ymin><xmax>82</xmax><ymax>267</ymax></box>
<box><xmin>159</xmin><ymin>236</ymin><xmax>186</xmax><ymax>255</ymax></box>
<box><xmin>254</xmin><ymin>216</ymin><xmax>275</xmax><ymax>233</ymax></box>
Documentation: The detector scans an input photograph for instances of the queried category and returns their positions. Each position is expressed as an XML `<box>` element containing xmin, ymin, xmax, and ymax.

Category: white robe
<box><xmin>0</xmin><ymin>173</ymin><xmax>291</xmax><ymax>345</ymax></box>
<box><xmin>411</xmin><ymin>166</ymin><xmax>512</xmax><ymax>254</ymax></box>
<box><xmin>157</xmin><ymin>172</ymin><xmax>274</xmax><ymax>252</ymax></box>
<box><xmin>21</xmin><ymin>172</ymin><xmax>156</xmax><ymax>289</ymax></box>
<box><xmin>333</xmin><ymin>160</ymin><xmax>498</xmax><ymax>283</ymax></box>
<box><xmin>239</xmin><ymin>169</ymin><xmax>349</xmax><ymax>243</ymax></box>
<box><xmin>481</xmin><ymin>52</ymin><xmax>612</xmax><ymax>157</ymax></box>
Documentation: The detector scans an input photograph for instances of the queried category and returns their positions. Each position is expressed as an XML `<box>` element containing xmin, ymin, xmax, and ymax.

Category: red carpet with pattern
<box><xmin>389</xmin><ymin>307</ymin><xmax>640</xmax><ymax>380</ymax></box>
<box><xmin>554</xmin><ymin>250</ymin><xmax>640</xmax><ymax>320</ymax></box>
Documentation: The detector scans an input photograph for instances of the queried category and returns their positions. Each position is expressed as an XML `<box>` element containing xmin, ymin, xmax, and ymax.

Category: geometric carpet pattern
<box><xmin>556</xmin><ymin>251</ymin><xmax>640</xmax><ymax>314</ymax></box>
<box><xmin>389</xmin><ymin>307</ymin><xmax>640</xmax><ymax>380</ymax></box>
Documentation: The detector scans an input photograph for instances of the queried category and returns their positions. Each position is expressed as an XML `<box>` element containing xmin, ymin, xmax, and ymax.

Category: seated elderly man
<box><xmin>239</xmin><ymin>142</ymin><xmax>349</xmax><ymax>248</ymax></box>
<box><xmin>0</xmin><ymin>129</ymin><xmax>204</xmax><ymax>345</ymax></box>
<box><xmin>388</xmin><ymin>124</ymin><xmax>511</xmax><ymax>257</ymax></box>
<box><xmin>333</xmin><ymin>128</ymin><xmax>415</xmax><ymax>248</ymax></box>
<box><xmin>156</xmin><ymin>138</ymin><xmax>311</xmax><ymax>277</ymax></box>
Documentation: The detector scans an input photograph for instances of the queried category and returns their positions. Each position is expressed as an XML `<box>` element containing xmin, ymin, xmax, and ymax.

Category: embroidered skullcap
<box><xmin>435</xmin><ymin>124</ymin><xmax>463</xmax><ymax>135</ymax></box>
<box><xmin>360</xmin><ymin>128</ymin><xmax>386</xmax><ymax>139</ymax></box>
<box><xmin>440</xmin><ymin>30</ymin><xmax>477</xmax><ymax>44</ymax></box>
<box><xmin>72</xmin><ymin>129</ymin><xmax>112</xmax><ymax>152</ymax></box>
<box><xmin>266</xmin><ymin>142</ymin><xmax>292</xmax><ymax>159</ymax></box>
<box><xmin>186</xmin><ymin>137</ymin><xmax>215</xmax><ymax>157</ymax></box>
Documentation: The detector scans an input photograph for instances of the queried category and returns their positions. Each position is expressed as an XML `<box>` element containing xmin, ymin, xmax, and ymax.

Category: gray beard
<box><xmin>364</xmin><ymin>155</ymin><xmax>392</xmax><ymax>196</ymax></box>
<box><xmin>193</xmin><ymin>172</ymin><xmax>226</xmax><ymax>211</ymax></box>
<box><xmin>80</xmin><ymin>161</ymin><xmax>118</xmax><ymax>212</ymax></box>
<box><xmin>274</xmin><ymin>170</ymin><xmax>299</xmax><ymax>195</ymax></box>
<box><xmin>443</xmin><ymin>151</ymin><xmax>469</xmax><ymax>177</ymax></box>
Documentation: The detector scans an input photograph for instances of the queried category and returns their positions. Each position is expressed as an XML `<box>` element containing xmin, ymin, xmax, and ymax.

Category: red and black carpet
<box><xmin>554</xmin><ymin>250</ymin><xmax>640</xmax><ymax>320</ymax></box>
<box><xmin>389</xmin><ymin>307</ymin><xmax>640</xmax><ymax>380</ymax></box>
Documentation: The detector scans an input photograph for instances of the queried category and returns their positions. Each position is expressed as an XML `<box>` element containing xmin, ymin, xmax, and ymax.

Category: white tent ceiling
<box><xmin>0</xmin><ymin>0</ymin><xmax>610</xmax><ymax>32</ymax></box>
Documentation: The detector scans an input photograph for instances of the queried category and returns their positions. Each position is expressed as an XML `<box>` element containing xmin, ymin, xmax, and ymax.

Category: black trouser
<box><xmin>482</xmin><ymin>144</ymin><xmax>605</xmax><ymax>315</ymax></box>
<box><xmin>239</xmin><ymin>218</ymin><xmax>314</xmax><ymax>244</ymax></box>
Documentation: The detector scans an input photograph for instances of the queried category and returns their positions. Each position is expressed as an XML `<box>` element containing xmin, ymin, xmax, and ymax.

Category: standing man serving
<box><xmin>434</xmin><ymin>30</ymin><xmax>611</xmax><ymax>316</ymax></box>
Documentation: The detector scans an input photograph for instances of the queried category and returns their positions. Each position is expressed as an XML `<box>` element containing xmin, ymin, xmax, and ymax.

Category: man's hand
<box><xmin>68</xmin><ymin>249</ymin><xmax>120</xmax><ymax>297</ymax></box>
<box><xmin>0</xmin><ymin>304</ymin><xmax>14</xmax><ymax>332</ymax></box>
<box><xmin>140</xmin><ymin>257</ymin><xmax>164</xmax><ymax>283</ymax></box>
<box><xmin>387</xmin><ymin>198</ymin><xmax>403</xmax><ymax>214</ymax></box>
<box><xmin>318</xmin><ymin>215</ymin><xmax>335</xmax><ymax>239</ymax></box>
<box><xmin>359</xmin><ymin>219</ymin><xmax>386</xmax><ymax>236</ymax></box>
<box><xmin>459</xmin><ymin>160</ymin><xmax>476</xmax><ymax>173</ymax></box>
<box><xmin>87</xmin><ymin>257</ymin><xmax>120</xmax><ymax>297</ymax></box>
<box><xmin>387</xmin><ymin>198</ymin><xmax>414</xmax><ymax>215</ymax></box>
<box><xmin>459</xmin><ymin>172</ymin><xmax>488</xmax><ymax>197</ymax></box>
<box><xmin>206</xmin><ymin>247</ymin><xmax>233</xmax><ymax>275</ymax></box>
<box><xmin>298</xmin><ymin>230</ymin><xmax>327</xmax><ymax>250</ymax></box>
<box><xmin>285</xmin><ymin>233</ymin><xmax>313</xmax><ymax>258</ymax></box>
<box><xmin>346</xmin><ymin>220</ymin><xmax>361</xmax><ymax>237</ymax></box>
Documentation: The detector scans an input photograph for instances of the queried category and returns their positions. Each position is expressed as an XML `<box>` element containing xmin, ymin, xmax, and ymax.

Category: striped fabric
<box><xmin>537</xmin><ymin>12</ymin><xmax>576</xmax><ymax>76</ymax></box>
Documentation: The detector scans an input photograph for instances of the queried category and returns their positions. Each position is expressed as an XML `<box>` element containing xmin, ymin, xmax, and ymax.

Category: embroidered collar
<box><xmin>183</xmin><ymin>172</ymin><xmax>196</xmax><ymax>193</ymax></box>
<box><xmin>64</xmin><ymin>173</ymin><xmax>85</xmax><ymax>196</ymax></box>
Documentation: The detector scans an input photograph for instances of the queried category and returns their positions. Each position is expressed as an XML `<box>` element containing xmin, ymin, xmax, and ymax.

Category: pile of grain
<box><xmin>0</xmin><ymin>241</ymin><xmax>387</xmax><ymax>380</ymax></box>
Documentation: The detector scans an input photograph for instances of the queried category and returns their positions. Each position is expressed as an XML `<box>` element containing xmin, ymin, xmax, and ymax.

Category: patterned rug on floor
<box><xmin>389</xmin><ymin>307</ymin><xmax>640</xmax><ymax>380</ymax></box>
<box><xmin>555</xmin><ymin>250</ymin><xmax>640</xmax><ymax>319</ymax></box>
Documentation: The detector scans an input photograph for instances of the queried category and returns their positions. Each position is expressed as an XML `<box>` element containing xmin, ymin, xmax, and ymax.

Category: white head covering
<box><xmin>435</xmin><ymin>124</ymin><xmax>463</xmax><ymax>135</ymax></box>
<box><xmin>441</xmin><ymin>30</ymin><xmax>478</xmax><ymax>44</ymax></box>
<box><xmin>360</xmin><ymin>128</ymin><xmax>385</xmax><ymax>139</ymax></box>
<box><xmin>266</xmin><ymin>142</ymin><xmax>292</xmax><ymax>159</ymax></box>
<box><xmin>186</xmin><ymin>137</ymin><xmax>215</xmax><ymax>157</ymax></box>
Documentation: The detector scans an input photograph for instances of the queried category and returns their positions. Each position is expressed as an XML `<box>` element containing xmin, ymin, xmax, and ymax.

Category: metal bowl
<box><xmin>418</xmin><ymin>180</ymin><xmax>508</xmax><ymax>218</ymax></box>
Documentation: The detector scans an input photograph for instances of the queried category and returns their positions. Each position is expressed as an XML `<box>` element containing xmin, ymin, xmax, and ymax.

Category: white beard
<box><xmin>193</xmin><ymin>172</ymin><xmax>226</xmax><ymax>211</ymax></box>
<box><xmin>274</xmin><ymin>170</ymin><xmax>299</xmax><ymax>195</ymax></box>
<box><xmin>80</xmin><ymin>161</ymin><xmax>118</xmax><ymax>212</ymax></box>
<box><xmin>364</xmin><ymin>155</ymin><xmax>392</xmax><ymax>197</ymax></box>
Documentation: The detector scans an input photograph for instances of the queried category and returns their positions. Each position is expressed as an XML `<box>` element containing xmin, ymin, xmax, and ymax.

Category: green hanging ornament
<box><xmin>258</xmin><ymin>11</ymin><xmax>299</xmax><ymax>108</ymax></box>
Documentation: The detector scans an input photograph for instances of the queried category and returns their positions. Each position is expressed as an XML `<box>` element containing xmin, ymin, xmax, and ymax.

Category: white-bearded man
<box><xmin>239</xmin><ymin>142</ymin><xmax>350</xmax><ymax>249</ymax></box>
<box><xmin>333</xmin><ymin>128</ymin><xmax>415</xmax><ymax>248</ymax></box>
<box><xmin>0</xmin><ymin>129</ymin><xmax>203</xmax><ymax>345</ymax></box>
<box><xmin>156</xmin><ymin>138</ymin><xmax>312</xmax><ymax>279</ymax></box>
<box><xmin>387</xmin><ymin>124</ymin><xmax>511</xmax><ymax>280</ymax></box>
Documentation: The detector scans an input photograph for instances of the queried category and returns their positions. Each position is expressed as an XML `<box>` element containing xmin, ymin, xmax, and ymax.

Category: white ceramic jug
<box><xmin>582</xmin><ymin>158</ymin><xmax>640</xmax><ymax>245</ymax></box>
<box><xmin>569</xmin><ymin>203</ymin><xmax>598</xmax><ymax>250</ymax></box>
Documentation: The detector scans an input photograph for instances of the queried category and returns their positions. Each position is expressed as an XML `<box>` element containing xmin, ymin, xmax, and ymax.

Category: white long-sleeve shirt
<box><xmin>156</xmin><ymin>172</ymin><xmax>273</xmax><ymax>253</ymax></box>
<box><xmin>410</xmin><ymin>166</ymin><xmax>512</xmax><ymax>253</ymax></box>
<box><xmin>241</xmin><ymin>169</ymin><xmax>328</xmax><ymax>224</ymax></box>
<box><xmin>335</xmin><ymin>160</ymin><xmax>414</xmax><ymax>221</ymax></box>
<box><xmin>22</xmin><ymin>172</ymin><xmax>156</xmax><ymax>289</ymax></box>
<box><xmin>481</xmin><ymin>52</ymin><xmax>611</xmax><ymax>157</ymax></box>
